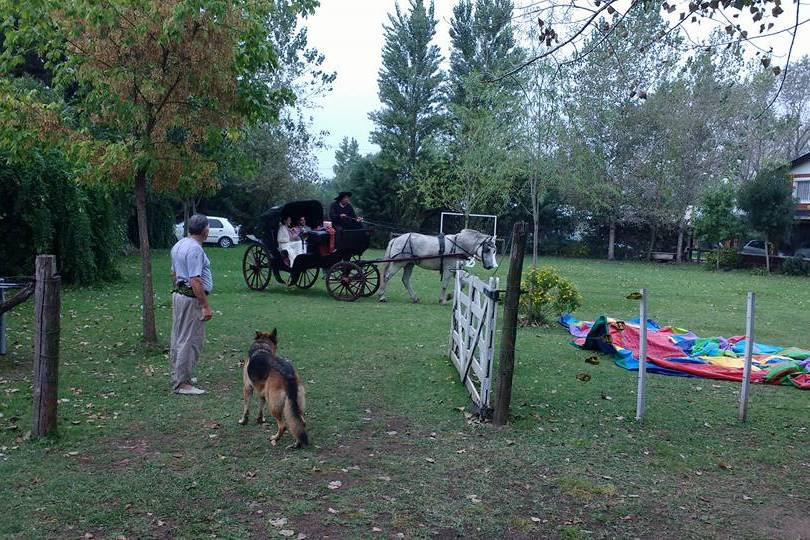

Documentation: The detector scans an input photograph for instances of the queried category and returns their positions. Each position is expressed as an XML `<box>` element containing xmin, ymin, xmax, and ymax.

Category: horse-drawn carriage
<box><xmin>241</xmin><ymin>199</ymin><xmax>381</xmax><ymax>301</ymax></box>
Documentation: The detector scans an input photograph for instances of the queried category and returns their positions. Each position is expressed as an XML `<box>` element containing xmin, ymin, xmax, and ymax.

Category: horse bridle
<box><xmin>447</xmin><ymin>235</ymin><xmax>495</xmax><ymax>262</ymax></box>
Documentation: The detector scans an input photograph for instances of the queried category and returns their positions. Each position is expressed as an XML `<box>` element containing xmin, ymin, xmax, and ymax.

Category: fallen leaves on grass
<box><xmin>576</xmin><ymin>372</ymin><xmax>591</xmax><ymax>382</ymax></box>
<box><xmin>327</xmin><ymin>480</ymin><xmax>342</xmax><ymax>490</ymax></box>
<box><xmin>269</xmin><ymin>517</ymin><xmax>288</xmax><ymax>528</ymax></box>
<box><xmin>204</xmin><ymin>420</ymin><xmax>221</xmax><ymax>429</ymax></box>
<box><xmin>585</xmin><ymin>356</ymin><xmax>600</xmax><ymax>365</ymax></box>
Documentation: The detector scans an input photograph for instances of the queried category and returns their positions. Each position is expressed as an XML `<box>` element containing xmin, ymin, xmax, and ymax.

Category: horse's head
<box><xmin>458</xmin><ymin>229</ymin><xmax>498</xmax><ymax>270</ymax></box>
<box><xmin>478</xmin><ymin>236</ymin><xmax>498</xmax><ymax>270</ymax></box>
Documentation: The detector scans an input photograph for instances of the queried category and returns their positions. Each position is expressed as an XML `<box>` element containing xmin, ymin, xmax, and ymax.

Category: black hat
<box><xmin>335</xmin><ymin>191</ymin><xmax>352</xmax><ymax>201</ymax></box>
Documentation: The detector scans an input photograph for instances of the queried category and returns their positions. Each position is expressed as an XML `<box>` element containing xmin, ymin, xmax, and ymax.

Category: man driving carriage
<box><xmin>329</xmin><ymin>191</ymin><xmax>363</xmax><ymax>231</ymax></box>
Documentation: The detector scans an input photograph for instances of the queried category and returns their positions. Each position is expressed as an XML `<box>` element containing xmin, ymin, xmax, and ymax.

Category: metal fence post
<box><xmin>739</xmin><ymin>292</ymin><xmax>755</xmax><ymax>422</ymax></box>
<box><xmin>635</xmin><ymin>288</ymin><xmax>648</xmax><ymax>421</ymax></box>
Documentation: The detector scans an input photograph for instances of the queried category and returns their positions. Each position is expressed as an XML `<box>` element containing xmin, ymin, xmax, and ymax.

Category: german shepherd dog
<box><xmin>239</xmin><ymin>329</ymin><xmax>308</xmax><ymax>448</ymax></box>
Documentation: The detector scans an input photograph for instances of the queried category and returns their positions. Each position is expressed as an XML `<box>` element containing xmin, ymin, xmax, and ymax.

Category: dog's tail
<box><xmin>279</xmin><ymin>365</ymin><xmax>308</xmax><ymax>447</ymax></box>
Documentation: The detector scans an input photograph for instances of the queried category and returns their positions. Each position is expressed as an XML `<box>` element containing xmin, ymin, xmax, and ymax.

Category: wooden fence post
<box><xmin>493</xmin><ymin>222</ymin><xmax>526</xmax><ymax>426</ymax></box>
<box><xmin>32</xmin><ymin>255</ymin><xmax>60</xmax><ymax>437</ymax></box>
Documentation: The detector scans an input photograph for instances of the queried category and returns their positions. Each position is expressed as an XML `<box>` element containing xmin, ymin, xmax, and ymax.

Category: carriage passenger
<box><xmin>278</xmin><ymin>216</ymin><xmax>305</xmax><ymax>267</ymax></box>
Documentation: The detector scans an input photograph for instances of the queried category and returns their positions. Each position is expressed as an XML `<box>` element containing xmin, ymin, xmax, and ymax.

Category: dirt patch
<box><xmin>755</xmin><ymin>507</ymin><xmax>810</xmax><ymax>540</ymax></box>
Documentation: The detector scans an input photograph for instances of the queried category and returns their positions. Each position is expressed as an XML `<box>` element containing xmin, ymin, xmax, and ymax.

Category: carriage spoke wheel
<box><xmin>294</xmin><ymin>267</ymin><xmax>320</xmax><ymax>289</ymax></box>
<box><xmin>358</xmin><ymin>262</ymin><xmax>380</xmax><ymax>297</ymax></box>
<box><xmin>242</xmin><ymin>244</ymin><xmax>271</xmax><ymax>291</ymax></box>
<box><xmin>325</xmin><ymin>261</ymin><xmax>364</xmax><ymax>301</ymax></box>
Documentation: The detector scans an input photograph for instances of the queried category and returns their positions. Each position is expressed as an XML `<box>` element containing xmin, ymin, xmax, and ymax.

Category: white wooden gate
<box><xmin>448</xmin><ymin>264</ymin><xmax>499</xmax><ymax>411</ymax></box>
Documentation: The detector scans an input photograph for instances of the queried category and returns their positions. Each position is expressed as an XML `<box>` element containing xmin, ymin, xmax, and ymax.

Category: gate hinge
<box><xmin>483</xmin><ymin>288</ymin><xmax>500</xmax><ymax>302</ymax></box>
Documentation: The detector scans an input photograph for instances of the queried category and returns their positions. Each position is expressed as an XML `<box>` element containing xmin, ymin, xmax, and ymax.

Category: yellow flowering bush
<box><xmin>519</xmin><ymin>266</ymin><xmax>583</xmax><ymax>325</ymax></box>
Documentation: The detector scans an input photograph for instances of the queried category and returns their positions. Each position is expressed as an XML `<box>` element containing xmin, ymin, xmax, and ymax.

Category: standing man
<box><xmin>329</xmin><ymin>191</ymin><xmax>364</xmax><ymax>231</ymax></box>
<box><xmin>170</xmin><ymin>214</ymin><xmax>213</xmax><ymax>395</ymax></box>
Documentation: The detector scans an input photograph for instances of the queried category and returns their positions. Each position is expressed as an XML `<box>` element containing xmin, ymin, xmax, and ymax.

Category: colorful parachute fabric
<box><xmin>559</xmin><ymin>314</ymin><xmax>810</xmax><ymax>390</ymax></box>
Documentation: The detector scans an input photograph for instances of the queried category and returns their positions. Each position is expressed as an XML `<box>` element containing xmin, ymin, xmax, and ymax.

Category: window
<box><xmin>795</xmin><ymin>180</ymin><xmax>810</xmax><ymax>203</ymax></box>
<box><xmin>208</xmin><ymin>219</ymin><xmax>223</xmax><ymax>229</ymax></box>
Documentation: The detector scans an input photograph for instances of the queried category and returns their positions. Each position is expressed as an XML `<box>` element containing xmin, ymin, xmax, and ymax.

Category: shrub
<box><xmin>519</xmin><ymin>266</ymin><xmax>583</xmax><ymax>325</ymax></box>
<box><xmin>705</xmin><ymin>248</ymin><xmax>741</xmax><ymax>270</ymax></box>
<box><xmin>781</xmin><ymin>256</ymin><xmax>810</xmax><ymax>276</ymax></box>
<box><xmin>0</xmin><ymin>151</ymin><xmax>122</xmax><ymax>284</ymax></box>
<box><xmin>561</xmin><ymin>242</ymin><xmax>589</xmax><ymax>258</ymax></box>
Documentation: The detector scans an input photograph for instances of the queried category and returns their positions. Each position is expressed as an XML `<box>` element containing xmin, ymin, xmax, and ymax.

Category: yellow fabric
<box><xmin>701</xmin><ymin>356</ymin><xmax>763</xmax><ymax>371</ymax></box>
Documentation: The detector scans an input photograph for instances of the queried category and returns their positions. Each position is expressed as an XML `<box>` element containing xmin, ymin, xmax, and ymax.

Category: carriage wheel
<box><xmin>295</xmin><ymin>267</ymin><xmax>320</xmax><ymax>289</ymax></box>
<box><xmin>325</xmin><ymin>261</ymin><xmax>364</xmax><ymax>302</ymax></box>
<box><xmin>358</xmin><ymin>262</ymin><xmax>380</xmax><ymax>297</ymax></box>
<box><xmin>242</xmin><ymin>244</ymin><xmax>271</xmax><ymax>291</ymax></box>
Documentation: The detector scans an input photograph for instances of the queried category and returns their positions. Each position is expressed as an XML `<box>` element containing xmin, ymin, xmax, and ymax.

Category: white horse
<box><xmin>377</xmin><ymin>229</ymin><xmax>498</xmax><ymax>304</ymax></box>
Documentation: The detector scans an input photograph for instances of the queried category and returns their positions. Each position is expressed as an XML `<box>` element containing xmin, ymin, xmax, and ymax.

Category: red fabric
<box><xmin>790</xmin><ymin>373</ymin><xmax>810</xmax><ymax>389</ymax></box>
<box><xmin>609</xmin><ymin>324</ymin><xmax>685</xmax><ymax>362</ymax></box>
<box><xmin>608</xmin><ymin>324</ymin><xmax>770</xmax><ymax>384</ymax></box>
<box><xmin>318</xmin><ymin>223</ymin><xmax>335</xmax><ymax>256</ymax></box>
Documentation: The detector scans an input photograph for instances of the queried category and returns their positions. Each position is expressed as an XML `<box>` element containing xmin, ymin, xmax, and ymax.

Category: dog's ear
<box><xmin>269</xmin><ymin>328</ymin><xmax>278</xmax><ymax>344</ymax></box>
<box><xmin>255</xmin><ymin>331</ymin><xmax>262</xmax><ymax>340</ymax></box>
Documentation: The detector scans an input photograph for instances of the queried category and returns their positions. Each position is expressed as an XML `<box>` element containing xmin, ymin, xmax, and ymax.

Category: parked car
<box><xmin>174</xmin><ymin>216</ymin><xmax>240</xmax><ymax>248</ymax></box>
<box><xmin>739</xmin><ymin>240</ymin><xmax>785</xmax><ymax>257</ymax></box>
<box><xmin>794</xmin><ymin>247</ymin><xmax>810</xmax><ymax>260</ymax></box>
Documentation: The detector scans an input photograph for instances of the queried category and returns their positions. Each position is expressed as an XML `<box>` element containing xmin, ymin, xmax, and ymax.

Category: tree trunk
<box><xmin>183</xmin><ymin>199</ymin><xmax>190</xmax><ymax>237</ymax></box>
<box><xmin>532</xmin><ymin>215</ymin><xmax>539</xmax><ymax>268</ymax></box>
<box><xmin>765</xmin><ymin>238</ymin><xmax>771</xmax><ymax>274</ymax></box>
<box><xmin>646</xmin><ymin>224</ymin><xmax>657</xmax><ymax>260</ymax></box>
<box><xmin>135</xmin><ymin>169</ymin><xmax>158</xmax><ymax>346</ymax></box>
<box><xmin>608</xmin><ymin>216</ymin><xmax>616</xmax><ymax>261</ymax></box>
<box><xmin>676</xmin><ymin>224</ymin><xmax>684</xmax><ymax>263</ymax></box>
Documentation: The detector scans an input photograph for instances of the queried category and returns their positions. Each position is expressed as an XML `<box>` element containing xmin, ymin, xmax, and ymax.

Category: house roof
<box><xmin>792</xmin><ymin>151</ymin><xmax>810</xmax><ymax>169</ymax></box>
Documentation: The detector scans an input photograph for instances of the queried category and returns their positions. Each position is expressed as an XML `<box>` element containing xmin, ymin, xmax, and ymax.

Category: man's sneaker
<box><xmin>175</xmin><ymin>386</ymin><xmax>206</xmax><ymax>395</ymax></box>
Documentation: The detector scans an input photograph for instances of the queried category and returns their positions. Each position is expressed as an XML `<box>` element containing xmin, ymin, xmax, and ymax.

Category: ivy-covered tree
<box><xmin>0</xmin><ymin>0</ymin><xmax>318</xmax><ymax>346</ymax></box>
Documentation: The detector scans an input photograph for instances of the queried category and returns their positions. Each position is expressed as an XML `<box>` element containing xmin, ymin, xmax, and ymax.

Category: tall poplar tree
<box><xmin>369</xmin><ymin>0</ymin><xmax>444</xmax><ymax>176</ymax></box>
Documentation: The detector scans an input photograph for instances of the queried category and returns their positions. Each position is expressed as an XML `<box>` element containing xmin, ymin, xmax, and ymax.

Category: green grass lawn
<box><xmin>1</xmin><ymin>247</ymin><xmax>808</xmax><ymax>539</ymax></box>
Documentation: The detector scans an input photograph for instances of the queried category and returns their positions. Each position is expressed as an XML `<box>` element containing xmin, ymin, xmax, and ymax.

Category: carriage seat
<box><xmin>305</xmin><ymin>224</ymin><xmax>335</xmax><ymax>256</ymax></box>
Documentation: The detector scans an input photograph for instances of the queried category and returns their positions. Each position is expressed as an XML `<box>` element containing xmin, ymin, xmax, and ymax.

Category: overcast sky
<box><xmin>303</xmin><ymin>1</ymin><xmax>810</xmax><ymax>179</ymax></box>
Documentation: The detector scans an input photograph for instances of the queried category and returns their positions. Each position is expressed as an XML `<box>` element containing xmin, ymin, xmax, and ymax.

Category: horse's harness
<box><xmin>394</xmin><ymin>233</ymin><xmax>493</xmax><ymax>279</ymax></box>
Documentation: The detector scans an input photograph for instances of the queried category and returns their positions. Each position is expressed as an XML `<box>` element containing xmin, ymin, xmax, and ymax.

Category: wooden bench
<box><xmin>651</xmin><ymin>252</ymin><xmax>675</xmax><ymax>262</ymax></box>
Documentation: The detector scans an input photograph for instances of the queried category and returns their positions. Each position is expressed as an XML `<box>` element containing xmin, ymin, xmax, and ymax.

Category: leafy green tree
<box><xmin>415</xmin><ymin>77</ymin><xmax>516</xmax><ymax>226</ymax></box>
<box><xmin>369</xmin><ymin>0</ymin><xmax>444</xmax><ymax>175</ymax></box>
<box><xmin>332</xmin><ymin>137</ymin><xmax>361</xmax><ymax>189</ymax></box>
<box><xmin>0</xmin><ymin>0</ymin><xmax>318</xmax><ymax>345</ymax></box>
<box><xmin>448</xmin><ymin>0</ymin><xmax>523</xmax><ymax>107</ymax></box>
<box><xmin>738</xmin><ymin>166</ymin><xmax>795</xmax><ymax>273</ymax></box>
<box><xmin>0</xmin><ymin>149</ymin><xmax>123</xmax><ymax>283</ymax></box>
<box><xmin>206</xmin><ymin>118</ymin><xmax>325</xmax><ymax>233</ymax></box>
<box><xmin>694</xmin><ymin>186</ymin><xmax>746</xmax><ymax>270</ymax></box>
<box><xmin>563</xmin><ymin>6</ymin><xmax>677</xmax><ymax>260</ymax></box>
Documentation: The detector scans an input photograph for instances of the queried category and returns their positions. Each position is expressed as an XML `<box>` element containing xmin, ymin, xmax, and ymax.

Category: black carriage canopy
<box><xmin>259</xmin><ymin>199</ymin><xmax>325</xmax><ymax>249</ymax></box>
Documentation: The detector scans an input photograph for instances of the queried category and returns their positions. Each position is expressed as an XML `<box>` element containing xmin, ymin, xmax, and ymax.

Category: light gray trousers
<box><xmin>170</xmin><ymin>293</ymin><xmax>205</xmax><ymax>390</ymax></box>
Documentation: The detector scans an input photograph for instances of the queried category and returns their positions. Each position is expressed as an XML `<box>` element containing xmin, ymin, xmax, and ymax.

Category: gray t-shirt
<box><xmin>171</xmin><ymin>238</ymin><xmax>213</xmax><ymax>292</ymax></box>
